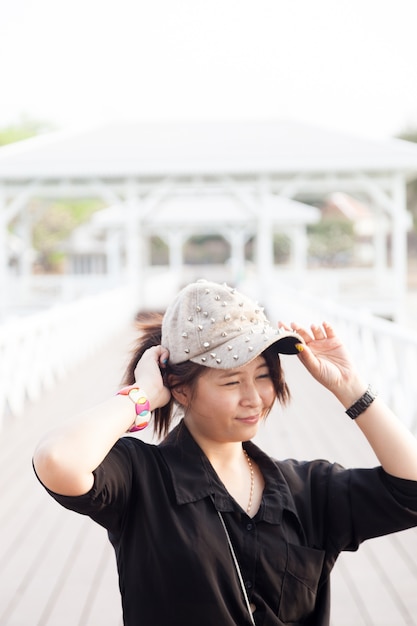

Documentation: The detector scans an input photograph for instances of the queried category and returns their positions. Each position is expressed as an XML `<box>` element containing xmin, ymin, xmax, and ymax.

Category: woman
<box><xmin>33</xmin><ymin>279</ymin><xmax>417</xmax><ymax>626</ymax></box>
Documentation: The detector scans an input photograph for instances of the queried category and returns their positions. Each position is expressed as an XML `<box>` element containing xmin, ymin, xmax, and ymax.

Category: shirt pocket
<box><xmin>278</xmin><ymin>543</ymin><xmax>325</xmax><ymax>624</ymax></box>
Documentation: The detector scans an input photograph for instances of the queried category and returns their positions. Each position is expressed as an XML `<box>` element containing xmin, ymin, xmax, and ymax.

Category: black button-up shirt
<box><xmin>40</xmin><ymin>421</ymin><xmax>417</xmax><ymax>625</ymax></box>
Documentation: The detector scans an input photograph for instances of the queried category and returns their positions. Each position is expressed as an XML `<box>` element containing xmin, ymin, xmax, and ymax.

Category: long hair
<box><xmin>123</xmin><ymin>312</ymin><xmax>291</xmax><ymax>439</ymax></box>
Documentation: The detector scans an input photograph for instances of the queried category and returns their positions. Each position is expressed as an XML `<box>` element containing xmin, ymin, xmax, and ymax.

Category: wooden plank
<box><xmin>37</xmin><ymin>518</ymin><xmax>109</xmax><ymax>625</ymax></box>
<box><xmin>330</xmin><ymin>559</ymin><xmax>372</xmax><ymax>626</ymax></box>
<box><xmin>0</xmin><ymin>498</ymin><xmax>77</xmax><ymax>624</ymax></box>
<box><xmin>78</xmin><ymin>541</ymin><xmax>123</xmax><ymax>626</ymax></box>
<box><xmin>0</xmin><ymin>328</ymin><xmax>131</xmax><ymax>625</ymax></box>
<box><xmin>331</xmin><ymin>543</ymin><xmax>414</xmax><ymax>626</ymax></box>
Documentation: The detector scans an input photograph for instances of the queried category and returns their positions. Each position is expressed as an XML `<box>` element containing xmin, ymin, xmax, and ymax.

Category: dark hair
<box><xmin>123</xmin><ymin>312</ymin><xmax>291</xmax><ymax>439</ymax></box>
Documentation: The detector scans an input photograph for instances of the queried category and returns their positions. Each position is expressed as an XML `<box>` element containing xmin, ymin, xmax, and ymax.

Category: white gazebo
<box><xmin>1</xmin><ymin>119</ymin><xmax>417</xmax><ymax>319</ymax></box>
<box><xmin>64</xmin><ymin>194</ymin><xmax>321</xmax><ymax>286</ymax></box>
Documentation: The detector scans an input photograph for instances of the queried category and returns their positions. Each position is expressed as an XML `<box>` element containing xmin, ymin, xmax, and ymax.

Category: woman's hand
<box><xmin>285</xmin><ymin>321</ymin><xmax>367</xmax><ymax>407</ymax></box>
<box><xmin>282</xmin><ymin>322</ymin><xmax>417</xmax><ymax>480</ymax></box>
<box><xmin>133</xmin><ymin>345</ymin><xmax>171</xmax><ymax>410</ymax></box>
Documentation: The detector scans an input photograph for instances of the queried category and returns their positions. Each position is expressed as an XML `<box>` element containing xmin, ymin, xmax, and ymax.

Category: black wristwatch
<box><xmin>345</xmin><ymin>384</ymin><xmax>377</xmax><ymax>420</ymax></box>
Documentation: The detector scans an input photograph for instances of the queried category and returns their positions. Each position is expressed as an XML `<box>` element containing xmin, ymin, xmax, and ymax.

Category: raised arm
<box><xmin>33</xmin><ymin>346</ymin><xmax>170</xmax><ymax>496</ymax></box>
<box><xmin>290</xmin><ymin>321</ymin><xmax>417</xmax><ymax>481</ymax></box>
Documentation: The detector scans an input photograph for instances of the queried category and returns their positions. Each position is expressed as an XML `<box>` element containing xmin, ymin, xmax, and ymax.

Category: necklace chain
<box><xmin>243</xmin><ymin>449</ymin><xmax>254</xmax><ymax>515</ymax></box>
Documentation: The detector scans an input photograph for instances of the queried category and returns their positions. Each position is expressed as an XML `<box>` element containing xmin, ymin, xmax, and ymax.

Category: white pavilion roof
<box><xmin>88</xmin><ymin>195</ymin><xmax>320</xmax><ymax>233</ymax></box>
<box><xmin>145</xmin><ymin>195</ymin><xmax>321</xmax><ymax>228</ymax></box>
<box><xmin>1</xmin><ymin>120</ymin><xmax>417</xmax><ymax>180</ymax></box>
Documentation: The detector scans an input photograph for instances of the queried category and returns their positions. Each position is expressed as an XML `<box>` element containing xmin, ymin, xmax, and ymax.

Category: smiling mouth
<box><xmin>237</xmin><ymin>415</ymin><xmax>260</xmax><ymax>423</ymax></box>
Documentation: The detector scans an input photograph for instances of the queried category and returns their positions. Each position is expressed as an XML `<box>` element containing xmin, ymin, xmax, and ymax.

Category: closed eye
<box><xmin>222</xmin><ymin>373</ymin><xmax>270</xmax><ymax>386</ymax></box>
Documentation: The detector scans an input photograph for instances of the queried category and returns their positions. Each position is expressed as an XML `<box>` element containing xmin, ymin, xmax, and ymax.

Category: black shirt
<box><xmin>39</xmin><ymin>421</ymin><xmax>417</xmax><ymax>626</ymax></box>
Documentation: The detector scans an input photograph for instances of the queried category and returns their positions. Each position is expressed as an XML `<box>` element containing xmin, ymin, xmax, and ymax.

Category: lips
<box><xmin>237</xmin><ymin>415</ymin><xmax>260</xmax><ymax>424</ymax></box>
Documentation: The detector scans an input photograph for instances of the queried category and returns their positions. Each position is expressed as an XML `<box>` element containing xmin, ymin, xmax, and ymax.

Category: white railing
<box><xmin>2</xmin><ymin>271</ymin><xmax>417</xmax><ymax>435</ymax></box>
<box><xmin>0</xmin><ymin>285</ymin><xmax>139</xmax><ymax>427</ymax></box>
<box><xmin>265</xmin><ymin>285</ymin><xmax>417</xmax><ymax>434</ymax></box>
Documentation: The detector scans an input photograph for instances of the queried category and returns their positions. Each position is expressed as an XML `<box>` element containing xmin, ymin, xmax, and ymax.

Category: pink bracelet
<box><xmin>117</xmin><ymin>385</ymin><xmax>151</xmax><ymax>432</ymax></box>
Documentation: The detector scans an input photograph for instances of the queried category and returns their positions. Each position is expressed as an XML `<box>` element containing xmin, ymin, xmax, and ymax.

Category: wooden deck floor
<box><xmin>1</xmin><ymin>327</ymin><xmax>417</xmax><ymax>625</ymax></box>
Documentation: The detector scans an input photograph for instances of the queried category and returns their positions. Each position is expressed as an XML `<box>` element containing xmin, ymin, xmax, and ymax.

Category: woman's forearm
<box><xmin>352</xmin><ymin>396</ymin><xmax>417</xmax><ymax>481</ymax></box>
<box><xmin>33</xmin><ymin>394</ymin><xmax>136</xmax><ymax>496</ymax></box>
<box><xmin>34</xmin><ymin>345</ymin><xmax>170</xmax><ymax>497</ymax></box>
<box><xmin>334</xmin><ymin>379</ymin><xmax>417</xmax><ymax>480</ymax></box>
<box><xmin>333</xmin><ymin>378</ymin><xmax>417</xmax><ymax>481</ymax></box>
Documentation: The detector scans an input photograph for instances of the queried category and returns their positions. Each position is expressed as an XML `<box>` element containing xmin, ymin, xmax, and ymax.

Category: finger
<box><xmin>310</xmin><ymin>324</ymin><xmax>326</xmax><ymax>340</ymax></box>
<box><xmin>145</xmin><ymin>345</ymin><xmax>166</xmax><ymax>360</ymax></box>
<box><xmin>289</xmin><ymin>323</ymin><xmax>313</xmax><ymax>343</ymax></box>
<box><xmin>293</xmin><ymin>341</ymin><xmax>319</xmax><ymax>371</ymax></box>
<box><xmin>159</xmin><ymin>348</ymin><xmax>169</xmax><ymax>367</ymax></box>
<box><xmin>322</xmin><ymin>321</ymin><xmax>336</xmax><ymax>338</ymax></box>
<box><xmin>278</xmin><ymin>322</ymin><xmax>309</xmax><ymax>347</ymax></box>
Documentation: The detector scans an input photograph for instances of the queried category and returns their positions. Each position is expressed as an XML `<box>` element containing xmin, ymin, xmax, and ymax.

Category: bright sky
<box><xmin>1</xmin><ymin>0</ymin><xmax>417</xmax><ymax>139</ymax></box>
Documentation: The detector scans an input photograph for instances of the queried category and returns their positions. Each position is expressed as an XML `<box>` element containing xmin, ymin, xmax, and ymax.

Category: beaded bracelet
<box><xmin>117</xmin><ymin>385</ymin><xmax>151</xmax><ymax>432</ymax></box>
<box><xmin>345</xmin><ymin>384</ymin><xmax>377</xmax><ymax>420</ymax></box>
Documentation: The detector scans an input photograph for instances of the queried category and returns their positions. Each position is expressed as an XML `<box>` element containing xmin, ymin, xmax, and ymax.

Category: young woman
<box><xmin>33</xmin><ymin>279</ymin><xmax>417</xmax><ymax>626</ymax></box>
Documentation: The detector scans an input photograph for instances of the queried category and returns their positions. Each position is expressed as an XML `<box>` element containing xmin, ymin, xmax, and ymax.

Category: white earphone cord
<box><xmin>217</xmin><ymin>511</ymin><xmax>256</xmax><ymax>626</ymax></box>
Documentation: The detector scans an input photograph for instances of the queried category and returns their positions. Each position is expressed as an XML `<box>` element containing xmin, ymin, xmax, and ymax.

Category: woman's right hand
<box><xmin>133</xmin><ymin>346</ymin><xmax>171</xmax><ymax>410</ymax></box>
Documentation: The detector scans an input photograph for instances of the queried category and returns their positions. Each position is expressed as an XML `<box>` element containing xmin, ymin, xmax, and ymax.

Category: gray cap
<box><xmin>161</xmin><ymin>279</ymin><xmax>303</xmax><ymax>369</ymax></box>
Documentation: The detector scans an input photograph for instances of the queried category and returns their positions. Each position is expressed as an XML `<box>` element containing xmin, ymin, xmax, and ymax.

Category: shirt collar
<box><xmin>158</xmin><ymin>420</ymin><xmax>301</xmax><ymax>525</ymax></box>
<box><xmin>158</xmin><ymin>421</ymin><xmax>223</xmax><ymax>505</ymax></box>
<box><xmin>243</xmin><ymin>439</ymin><xmax>301</xmax><ymax>524</ymax></box>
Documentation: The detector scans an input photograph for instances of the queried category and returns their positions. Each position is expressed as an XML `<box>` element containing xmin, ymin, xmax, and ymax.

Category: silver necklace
<box><xmin>243</xmin><ymin>449</ymin><xmax>254</xmax><ymax>515</ymax></box>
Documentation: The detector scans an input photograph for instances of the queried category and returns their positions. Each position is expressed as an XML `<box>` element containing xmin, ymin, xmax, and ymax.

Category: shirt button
<box><xmin>245</xmin><ymin>580</ymin><xmax>253</xmax><ymax>589</ymax></box>
<box><xmin>246</xmin><ymin>523</ymin><xmax>253</xmax><ymax>531</ymax></box>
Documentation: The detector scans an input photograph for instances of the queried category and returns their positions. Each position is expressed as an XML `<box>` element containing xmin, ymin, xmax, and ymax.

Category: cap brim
<box><xmin>273</xmin><ymin>333</ymin><xmax>304</xmax><ymax>355</ymax></box>
<box><xmin>188</xmin><ymin>328</ymin><xmax>304</xmax><ymax>369</ymax></box>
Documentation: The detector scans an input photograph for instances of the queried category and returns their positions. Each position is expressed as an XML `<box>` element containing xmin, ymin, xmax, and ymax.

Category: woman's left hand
<box><xmin>286</xmin><ymin>323</ymin><xmax>417</xmax><ymax>481</ymax></box>
<box><xmin>287</xmin><ymin>322</ymin><xmax>365</xmax><ymax>403</ymax></box>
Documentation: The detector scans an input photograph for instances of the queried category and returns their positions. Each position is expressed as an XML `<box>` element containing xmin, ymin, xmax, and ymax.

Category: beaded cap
<box><xmin>161</xmin><ymin>279</ymin><xmax>303</xmax><ymax>369</ymax></box>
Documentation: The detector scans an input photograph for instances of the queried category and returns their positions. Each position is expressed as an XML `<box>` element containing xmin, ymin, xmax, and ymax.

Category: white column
<box><xmin>16</xmin><ymin>208</ymin><xmax>34</xmax><ymax>303</ymax></box>
<box><xmin>105</xmin><ymin>229</ymin><xmax>122</xmax><ymax>284</ymax></box>
<box><xmin>292</xmin><ymin>225</ymin><xmax>308</xmax><ymax>276</ymax></box>
<box><xmin>228</xmin><ymin>227</ymin><xmax>246</xmax><ymax>286</ymax></box>
<box><xmin>255</xmin><ymin>179</ymin><xmax>274</xmax><ymax>297</ymax></box>
<box><xmin>364</xmin><ymin>175</ymin><xmax>409</xmax><ymax>322</ymax></box>
<box><xmin>168</xmin><ymin>229</ymin><xmax>184</xmax><ymax>277</ymax></box>
<box><xmin>0</xmin><ymin>185</ymin><xmax>8</xmax><ymax>321</ymax></box>
<box><xmin>391</xmin><ymin>174</ymin><xmax>409</xmax><ymax>323</ymax></box>
<box><xmin>373</xmin><ymin>210</ymin><xmax>388</xmax><ymax>284</ymax></box>
<box><xmin>125</xmin><ymin>180</ymin><xmax>141</xmax><ymax>286</ymax></box>
<box><xmin>141</xmin><ymin>232</ymin><xmax>151</xmax><ymax>268</ymax></box>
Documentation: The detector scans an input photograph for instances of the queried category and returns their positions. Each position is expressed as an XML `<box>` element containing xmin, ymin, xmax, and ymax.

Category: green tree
<box><xmin>0</xmin><ymin>116</ymin><xmax>54</xmax><ymax>146</ymax></box>
<box><xmin>1</xmin><ymin>118</ymin><xmax>104</xmax><ymax>272</ymax></box>
<box><xmin>32</xmin><ymin>198</ymin><xmax>106</xmax><ymax>272</ymax></box>
<box><xmin>307</xmin><ymin>219</ymin><xmax>355</xmax><ymax>267</ymax></box>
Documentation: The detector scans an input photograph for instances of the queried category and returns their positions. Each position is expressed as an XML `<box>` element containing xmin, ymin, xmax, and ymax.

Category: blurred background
<box><xmin>2</xmin><ymin>1</ymin><xmax>417</xmax><ymax>624</ymax></box>
<box><xmin>2</xmin><ymin>0</ymin><xmax>417</xmax><ymax>421</ymax></box>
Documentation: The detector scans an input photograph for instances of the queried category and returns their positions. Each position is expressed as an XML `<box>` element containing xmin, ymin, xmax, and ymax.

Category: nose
<box><xmin>240</xmin><ymin>381</ymin><xmax>262</xmax><ymax>407</ymax></box>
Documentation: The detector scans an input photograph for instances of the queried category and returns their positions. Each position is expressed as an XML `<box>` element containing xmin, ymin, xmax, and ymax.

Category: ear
<box><xmin>170</xmin><ymin>385</ymin><xmax>191</xmax><ymax>407</ymax></box>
